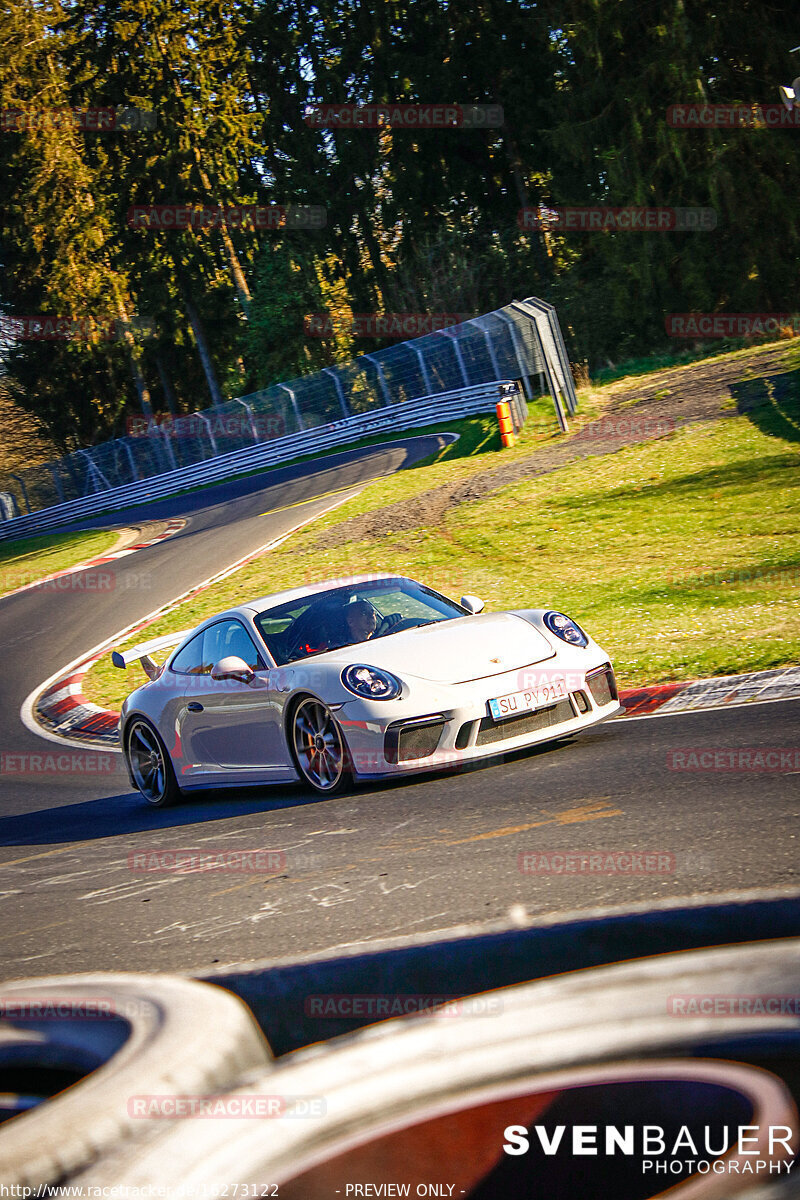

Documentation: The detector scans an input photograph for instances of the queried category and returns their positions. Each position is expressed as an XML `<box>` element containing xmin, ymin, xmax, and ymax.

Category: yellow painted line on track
<box><xmin>208</xmin><ymin>879</ymin><xmax>269</xmax><ymax>898</ymax></box>
<box><xmin>444</xmin><ymin>801</ymin><xmax>622</xmax><ymax>845</ymax></box>
<box><xmin>259</xmin><ymin>482</ymin><xmax>368</xmax><ymax>520</ymax></box>
<box><xmin>0</xmin><ymin>919</ymin><xmax>72</xmax><ymax>942</ymax></box>
<box><xmin>0</xmin><ymin>845</ymin><xmax>76</xmax><ymax>868</ymax></box>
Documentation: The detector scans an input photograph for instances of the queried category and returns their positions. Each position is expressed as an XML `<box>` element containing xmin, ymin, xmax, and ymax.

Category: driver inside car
<box><xmin>344</xmin><ymin>598</ymin><xmax>378</xmax><ymax>642</ymax></box>
<box><xmin>290</xmin><ymin>598</ymin><xmax>404</xmax><ymax>659</ymax></box>
<box><xmin>335</xmin><ymin>598</ymin><xmax>403</xmax><ymax>648</ymax></box>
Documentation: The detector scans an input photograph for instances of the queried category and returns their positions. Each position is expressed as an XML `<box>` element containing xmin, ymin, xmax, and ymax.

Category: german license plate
<box><xmin>488</xmin><ymin>677</ymin><xmax>567</xmax><ymax>721</ymax></box>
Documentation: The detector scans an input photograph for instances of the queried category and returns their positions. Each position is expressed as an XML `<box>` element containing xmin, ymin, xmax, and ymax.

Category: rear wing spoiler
<box><xmin>111</xmin><ymin>630</ymin><xmax>191</xmax><ymax>680</ymax></box>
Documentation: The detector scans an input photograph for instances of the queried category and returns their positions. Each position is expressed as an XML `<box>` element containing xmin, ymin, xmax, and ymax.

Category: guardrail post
<box><xmin>437</xmin><ymin>326</ymin><xmax>470</xmax><ymax>387</ymax></box>
<box><xmin>158</xmin><ymin>424</ymin><xmax>177</xmax><ymax>471</ymax></box>
<box><xmin>278</xmin><ymin>384</ymin><xmax>304</xmax><ymax>431</ymax></box>
<box><xmin>76</xmin><ymin>450</ymin><xmax>111</xmax><ymax>495</ymax></box>
<box><xmin>0</xmin><ymin>491</ymin><xmax>18</xmax><ymax>520</ymax></box>
<box><xmin>120</xmin><ymin>439</ymin><xmax>138</xmax><ymax>482</ymax></box>
<box><xmin>48</xmin><ymin>466</ymin><xmax>65</xmax><ymax>504</ymax></box>
<box><xmin>236</xmin><ymin>399</ymin><xmax>260</xmax><ymax>443</ymax></box>
<box><xmin>322</xmin><ymin>368</ymin><xmax>350</xmax><ymax>419</ymax></box>
<box><xmin>196</xmin><ymin>412</ymin><xmax>218</xmax><ymax>457</ymax></box>
<box><xmin>362</xmin><ymin>354</ymin><xmax>393</xmax><ymax>407</ymax></box>
<box><xmin>409</xmin><ymin>343</ymin><xmax>432</xmax><ymax>395</ymax></box>
<box><xmin>9</xmin><ymin>474</ymin><xmax>31</xmax><ymax>514</ymax></box>
<box><xmin>473</xmin><ymin>316</ymin><xmax>501</xmax><ymax>382</ymax></box>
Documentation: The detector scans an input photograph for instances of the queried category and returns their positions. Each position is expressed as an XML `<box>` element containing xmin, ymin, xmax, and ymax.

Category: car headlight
<box><xmin>341</xmin><ymin>664</ymin><xmax>402</xmax><ymax>700</ymax></box>
<box><xmin>543</xmin><ymin>611</ymin><xmax>589</xmax><ymax>648</ymax></box>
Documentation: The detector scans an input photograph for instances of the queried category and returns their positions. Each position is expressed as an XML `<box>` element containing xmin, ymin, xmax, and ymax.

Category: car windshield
<box><xmin>255</xmin><ymin>578</ymin><xmax>467</xmax><ymax>666</ymax></box>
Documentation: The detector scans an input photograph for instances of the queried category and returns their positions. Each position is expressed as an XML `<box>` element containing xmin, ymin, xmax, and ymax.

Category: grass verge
<box><xmin>0</xmin><ymin>529</ymin><xmax>120</xmax><ymax>598</ymax></box>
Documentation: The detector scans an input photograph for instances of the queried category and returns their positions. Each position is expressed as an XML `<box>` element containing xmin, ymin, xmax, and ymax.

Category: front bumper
<box><xmin>339</xmin><ymin>660</ymin><xmax>621</xmax><ymax>780</ymax></box>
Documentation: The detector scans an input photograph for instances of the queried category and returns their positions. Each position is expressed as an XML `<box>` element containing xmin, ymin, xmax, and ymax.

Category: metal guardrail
<box><xmin>0</xmin><ymin>298</ymin><xmax>574</xmax><ymax>531</ymax></box>
<box><xmin>0</xmin><ymin>381</ymin><xmax>521</xmax><ymax>540</ymax></box>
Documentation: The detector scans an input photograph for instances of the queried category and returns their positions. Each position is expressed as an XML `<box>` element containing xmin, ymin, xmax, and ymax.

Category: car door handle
<box><xmin>187</xmin><ymin>702</ymin><xmax>204</xmax><ymax>712</ymax></box>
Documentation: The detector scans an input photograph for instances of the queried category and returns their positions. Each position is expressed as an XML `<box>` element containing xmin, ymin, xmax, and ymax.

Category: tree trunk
<box><xmin>196</xmin><ymin>161</ymin><xmax>253</xmax><ymax>312</ymax></box>
<box><xmin>155</xmin><ymin>354</ymin><xmax>178</xmax><ymax>414</ymax></box>
<box><xmin>115</xmin><ymin>296</ymin><xmax>153</xmax><ymax>415</ymax></box>
<box><xmin>503</xmin><ymin>127</ymin><xmax>551</xmax><ymax>281</ymax></box>
<box><xmin>184</xmin><ymin>297</ymin><xmax>225</xmax><ymax>409</ymax></box>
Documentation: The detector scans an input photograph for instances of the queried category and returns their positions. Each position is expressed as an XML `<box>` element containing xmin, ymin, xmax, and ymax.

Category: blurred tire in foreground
<box><xmin>0</xmin><ymin>972</ymin><xmax>272</xmax><ymax>1187</ymax></box>
<box><xmin>74</xmin><ymin>940</ymin><xmax>800</xmax><ymax>1197</ymax></box>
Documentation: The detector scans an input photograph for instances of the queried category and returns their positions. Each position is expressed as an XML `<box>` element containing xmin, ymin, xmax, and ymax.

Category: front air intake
<box><xmin>585</xmin><ymin>664</ymin><xmax>618</xmax><ymax>707</ymax></box>
<box><xmin>385</xmin><ymin>716</ymin><xmax>446</xmax><ymax>764</ymax></box>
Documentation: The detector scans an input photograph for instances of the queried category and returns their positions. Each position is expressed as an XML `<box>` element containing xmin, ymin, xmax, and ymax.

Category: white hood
<box><xmin>320</xmin><ymin>613</ymin><xmax>555</xmax><ymax>684</ymax></box>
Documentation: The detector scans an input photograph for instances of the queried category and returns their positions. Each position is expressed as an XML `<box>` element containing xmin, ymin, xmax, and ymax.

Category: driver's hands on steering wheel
<box><xmin>376</xmin><ymin>612</ymin><xmax>403</xmax><ymax>636</ymax></box>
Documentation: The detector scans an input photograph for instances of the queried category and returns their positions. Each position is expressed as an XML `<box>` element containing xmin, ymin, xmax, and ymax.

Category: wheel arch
<box><xmin>282</xmin><ymin>689</ymin><xmax>348</xmax><ymax>743</ymax></box>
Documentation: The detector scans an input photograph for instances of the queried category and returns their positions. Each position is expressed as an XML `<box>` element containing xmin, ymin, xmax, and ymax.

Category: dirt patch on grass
<box><xmin>319</xmin><ymin>342</ymin><xmax>798</xmax><ymax>546</ymax></box>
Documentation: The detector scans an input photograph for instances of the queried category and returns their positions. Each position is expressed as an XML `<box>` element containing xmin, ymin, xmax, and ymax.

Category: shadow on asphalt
<box><xmin>0</xmin><ymin>737</ymin><xmax>586</xmax><ymax>846</ymax></box>
<box><xmin>0</xmin><ymin>786</ymin><xmax>324</xmax><ymax>846</ymax></box>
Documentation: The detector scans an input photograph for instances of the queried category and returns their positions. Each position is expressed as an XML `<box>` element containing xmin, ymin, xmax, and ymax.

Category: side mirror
<box><xmin>211</xmin><ymin>655</ymin><xmax>255</xmax><ymax>684</ymax></box>
<box><xmin>461</xmin><ymin>595</ymin><xmax>485</xmax><ymax>615</ymax></box>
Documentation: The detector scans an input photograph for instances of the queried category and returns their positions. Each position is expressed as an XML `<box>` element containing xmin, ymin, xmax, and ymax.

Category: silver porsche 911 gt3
<box><xmin>115</xmin><ymin>574</ymin><xmax>621</xmax><ymax>806</ymax></box>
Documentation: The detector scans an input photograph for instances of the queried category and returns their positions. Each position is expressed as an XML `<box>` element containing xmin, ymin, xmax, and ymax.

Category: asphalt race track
<box><xmin>1</xmin><ymin>438</ymin><xmax>798</xmax><ymax>980</ymax></box>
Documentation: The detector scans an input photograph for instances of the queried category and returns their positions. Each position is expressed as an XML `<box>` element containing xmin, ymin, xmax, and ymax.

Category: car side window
<box><xmin>170</xmin><ymin>632</ymin><xmax>207</xmax><ymax>675</ymax></box>
<box><xmin>202</xmin><ymin>619</ymin><xmax>266</xmax><ymax>672</ymax></box>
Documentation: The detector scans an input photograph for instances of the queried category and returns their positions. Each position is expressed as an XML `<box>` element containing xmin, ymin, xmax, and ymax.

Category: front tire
<box><xmin>125</xmin><ymin>717</ymin><xmax>181</xmax><ymax>807</ymax></box>
<box><xmin>290</xmin><ymin>696</ymin><xmax>352</xmax><ymax>795</ymax></box>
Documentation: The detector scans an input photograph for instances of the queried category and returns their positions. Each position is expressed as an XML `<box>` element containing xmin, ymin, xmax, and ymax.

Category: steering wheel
<box><xmin>375</xmin><ymin>611</ymin><xmax>404</xmax><ymax>637</ymax></box>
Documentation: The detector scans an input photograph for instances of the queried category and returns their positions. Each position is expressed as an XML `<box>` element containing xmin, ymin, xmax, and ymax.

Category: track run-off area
<box><xmin>0</xmin><ymin>433</ymin><xmax>798</xmax><ymax>980</ymax></box>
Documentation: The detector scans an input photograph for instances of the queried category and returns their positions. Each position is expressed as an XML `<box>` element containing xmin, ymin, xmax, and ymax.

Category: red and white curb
<box><xmin>33</xmin><ymin>661</ymin><xmax>800</xmax><ymax>751</ymax></box>
<box><xmin>1</xmin><ymin>518</ymin><xmax>185</xmax><ymax>601</ymax></box>
<box><xmin>36</xmin><ymin>663</ymin><xmax>120</xmax><ymax>746</ymax></box>
<box><xmin>617</xmin><ymin>681</ymin><xmax>684</xmax><ymax>716</ymax></box>
<box><xmin>619</xmin><ymin>664</ymin><xmax>800</xmax><ymax>718</ymax></box>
